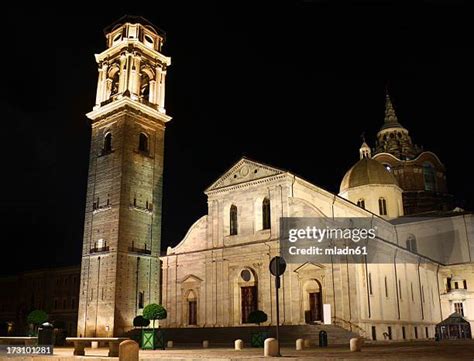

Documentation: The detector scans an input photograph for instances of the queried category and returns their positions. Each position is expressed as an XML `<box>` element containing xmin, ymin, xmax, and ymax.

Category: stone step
<box><xmin>151</xmin><ymin>324</ymin><xmax>359</xmax><ymax>346</ymax></box>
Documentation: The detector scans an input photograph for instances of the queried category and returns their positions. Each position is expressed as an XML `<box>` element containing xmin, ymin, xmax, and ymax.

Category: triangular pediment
<box><xmin>294</xmin><ymin>262</ymin><xmax>325</xmax><ymax>273</ymax></box>
<box><xmin>205</xmin><ymin>158</ymin><xmax>287</xmax><ymax>192</ymax></box>
<box><xmin>181</xmin><ymin>274</ymin><xmax>203</xmax><ymax>284</ymax></box>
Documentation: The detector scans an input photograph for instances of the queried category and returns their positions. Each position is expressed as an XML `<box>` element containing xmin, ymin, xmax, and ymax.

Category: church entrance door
<box><xmin>241</xmin><ymin>286</ymin><xmax>257</xmax><ymax>323</ymax></box>
<box><xmin>309</xmin><ymin>292</ymin><xmax>322</xmax><ymax>322</ymax></box>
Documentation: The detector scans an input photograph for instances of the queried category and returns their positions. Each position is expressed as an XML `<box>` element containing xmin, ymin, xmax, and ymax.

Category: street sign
<box><xmin>269</xmin><ymin>256</ymin><xmax>286</xmax><ymax>277</ymax></box>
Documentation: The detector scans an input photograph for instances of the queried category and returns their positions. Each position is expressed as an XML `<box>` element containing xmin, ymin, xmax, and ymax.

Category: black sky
<box><xmin>1</xmin><ymin>2</ymin><xmax>472</xmax><ymax>275</ymax></box>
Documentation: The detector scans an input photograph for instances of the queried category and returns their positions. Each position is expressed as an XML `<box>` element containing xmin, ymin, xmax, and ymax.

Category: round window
<box><xmin>241</xmin><ymin>270</ymin><xmax>251</xmax><ymax>282</ymax></box>
<box><xmin>145</xmin><ymin>35</ymin><xmax>154</xmax><ymax>44</ymax></box>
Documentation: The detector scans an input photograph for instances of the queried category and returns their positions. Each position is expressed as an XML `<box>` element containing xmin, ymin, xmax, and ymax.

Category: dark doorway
<box><xmin>241</xmin><ymin>286</ymin><xmax>257</xmax><ymax>323</ymax></box>
<box><xmin>309</xmin><ymin>292</ymin><xmax>322</xmax><ymax>322</ymax></box>
<box><xmin>188</xmin><ymin>301</ymin><xmax>197</xmax><ymax>325</ymax></box>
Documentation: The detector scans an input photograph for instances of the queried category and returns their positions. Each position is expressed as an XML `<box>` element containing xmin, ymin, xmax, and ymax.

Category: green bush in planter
<box><xmin>133</xmin><ymin>315</ymin><xmax>150</xmax><ymax>329</ymax></box>
<box><xmin>249</xmin><ymin>310</ymin><xmax>269</xmax><ymax>347</ymax></box>
<box><xmin>27</xmin><ymin>310</ymin><xmax>48</xmax><ymax>335</ymax></box>
<box><xmin>143</xmin><ymin>304</ymin><xmax>167</xmax><ymax>329</ymax></box>
<box><xmin>142</xmin><ymin>304</ymin><xmax>167</xmax><ymax>350</ymax></box>
<box><xmin>248</xmin><ymin>310</ymin><xmax>268</xmax><ymax>325</ymax></box>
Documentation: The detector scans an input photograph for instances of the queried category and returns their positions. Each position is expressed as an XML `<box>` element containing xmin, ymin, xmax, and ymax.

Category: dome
<box><xmin>340</xmin><ymin>158</ymin><xmax>398</xmax><ymax>193</ymax></box>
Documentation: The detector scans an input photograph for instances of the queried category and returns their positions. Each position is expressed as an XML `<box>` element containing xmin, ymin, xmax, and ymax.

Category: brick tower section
<box><xmin>77</xmin><ymin>16</ymin><xmax>172</xmax><ymax>337</ymax></box>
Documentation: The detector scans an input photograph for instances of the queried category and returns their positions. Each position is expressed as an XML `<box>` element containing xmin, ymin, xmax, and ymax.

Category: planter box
<box><xmin>251</xmin><ymin>331</ymin><xmax>269</xmax><ymax>348</ymax></box>
<box><xmin>141</xmin><ymin>329</ymin><xmax>165</xmax><ymax>350</ymax></box>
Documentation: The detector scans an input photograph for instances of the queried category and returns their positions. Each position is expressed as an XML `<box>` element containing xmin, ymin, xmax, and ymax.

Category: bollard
<box><xmin>303</xmin><ymin>339</ymin><xmax>311</xmax><ymax>348</ymax></box>
<box><xmin>119</xmin><ymin>340</ymin><xmax>139</xmax><ymax>361</ymax></box>
<box><xmin>296</xmin><ymin>338</ymin><xmax>304</xmax><ymax>351</ymax></box>
<box><xmin>235</xmin><ymin>339</ymin><xmax>243</xmax><ymax>350</ymax></box>
<box><xmin>91</xmin><ymin>341</ymin><xmax>99</xmax><ymax>349</ymax></box>
<box><xmin>202</xmin><ymin>340</ymin><xmax>209</xmax><ymax>348</ymax></box>
<box><xmin>350</xmin><ymin>337</ymin><xmax>363</xmax><ymax>352</ymax></box>
<box><xmin>167</xmin><ymin>340</ymin><xmax>174</xmax><ymax>348</ymax></box>
<box><xmin>264</xmin><ymin>338</ymin><xmax>278</xmax><ymax>357</ymax></box>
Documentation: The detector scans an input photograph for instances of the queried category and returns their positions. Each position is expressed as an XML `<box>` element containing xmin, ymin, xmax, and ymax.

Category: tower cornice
<box><xmin>95</xmin><ymin>40</ymin><xmax>171</xmax><ymax>66</ymax></box>
<box><xmin>86</xmin><ymin>96</ymin><xmax>172</xmax><ymax>124</ymax></box>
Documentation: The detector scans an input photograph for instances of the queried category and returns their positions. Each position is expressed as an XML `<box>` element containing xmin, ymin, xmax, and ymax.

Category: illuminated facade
<box><xmin>160</xmin><ymin>100</ymin><xmax>473</xmax><ymax>340</ymax></box>
<box><xmin>71</xmin><ymin>16</ymin><xmax>474</xmax><ymax>342</ymax></box>
<box><xmin>77</xmin><ymin>16</ymin><xmax>171</xmax><ymax>337</ymax></box>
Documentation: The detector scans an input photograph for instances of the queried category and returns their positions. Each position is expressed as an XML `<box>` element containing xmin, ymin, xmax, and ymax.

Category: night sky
<box><xmin>1</xmin><ymin>2</ymin><xmax>472</xmax><ymax>276</ymax></box>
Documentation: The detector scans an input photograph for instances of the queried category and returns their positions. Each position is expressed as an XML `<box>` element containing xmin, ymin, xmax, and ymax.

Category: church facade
<box><xmin>77</xmin><ymin>16</ymin><xmax>474</xmax><ymax>341</ymax></box>
<box><xmin>160</xmin><ymin>96</ymin><xmax>474</xmax><ymax>340</ymax></box>
<box><xmin>160</xmin><ymin>153</ymin><xmax>474</xmax><ymax>340</ymax></box>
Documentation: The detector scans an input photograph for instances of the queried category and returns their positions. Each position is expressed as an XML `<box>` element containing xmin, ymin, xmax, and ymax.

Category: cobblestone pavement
<box><xmin>1</xmin><ymin>341</ymin><xmax>473</xmax><ymax>361</ymax></box>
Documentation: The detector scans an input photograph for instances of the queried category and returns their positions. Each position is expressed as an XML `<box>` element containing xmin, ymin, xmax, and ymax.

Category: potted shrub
<box><xmin>248</xmin><ymin>310</ymin><xmax>269</xmax><ymax>347</ymax></box>
<box><xmin>142</xmin><ymin>304</ymin><xmax>167</xmax><ymax>350</ymax></box>
<box><xmin>133</xmin><ymin>316</ymin><xmax>150</xmax><ymax>345</ymax></box>
<box><xmin>27</xmin><ymin>310</ymin><xmax>48</xmax><ymax>336</ymax></box>
<box><xmin>133</xmin><ymin>315</ymin><xmax>150</xmax><ymax>329</ymax></box>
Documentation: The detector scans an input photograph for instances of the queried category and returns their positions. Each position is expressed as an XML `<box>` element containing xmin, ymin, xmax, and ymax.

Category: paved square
<box><xmin>2</xmin><ymin>341</ymin><xmax>472</xmax><ymax>361</ymax></box>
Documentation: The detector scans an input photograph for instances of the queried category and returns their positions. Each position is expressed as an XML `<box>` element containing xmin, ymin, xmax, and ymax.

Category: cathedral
<box><xmin>77</xmin><ymin>16</ymin><xmax>474</xmax><ymax>341</ymax></box>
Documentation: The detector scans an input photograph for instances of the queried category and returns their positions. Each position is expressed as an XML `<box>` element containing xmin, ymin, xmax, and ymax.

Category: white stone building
<box><xmin>160</xmin><ymin>153</ymin><xmax>474</xmax><ymax>340</ymax></box>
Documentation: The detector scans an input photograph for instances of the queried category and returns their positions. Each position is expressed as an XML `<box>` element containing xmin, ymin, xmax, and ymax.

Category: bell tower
<box><xmin>77</xmin><ymin>16</ymin><xmax>171</xmax><ymax>337</ymax></box>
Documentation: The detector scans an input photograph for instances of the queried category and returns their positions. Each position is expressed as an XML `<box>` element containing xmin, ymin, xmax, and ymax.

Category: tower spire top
<box><xmin>381</xmin><ymin>90</ymin><xmax>404</xmax><ymax>131</ymax></box>
<box><xmin>375</xmin><ymin>88</ymin><xmax>419</xmax><ymax>159</ymax></box>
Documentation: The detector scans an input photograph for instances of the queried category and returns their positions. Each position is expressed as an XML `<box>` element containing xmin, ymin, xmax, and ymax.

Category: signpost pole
<box><xmin>270</xmin><ymin>256</ymin><xmax>285</xmax><ymax>357</ymax></box>
<box><xmin>275</xmin><ymin>274</ymin><xmax>281</xmax><ymax>357</ymax></box>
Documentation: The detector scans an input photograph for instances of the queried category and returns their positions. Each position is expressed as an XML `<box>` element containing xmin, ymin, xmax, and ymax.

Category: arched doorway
<box><xmin>239</xmin><ymin>268</ymin><xmax>258</xmax><ymax>324</ymax></box>
<box><xmin>303</xmin><ymin>279</ymin><xmax>323</xmax><ymax>323</ymax></box>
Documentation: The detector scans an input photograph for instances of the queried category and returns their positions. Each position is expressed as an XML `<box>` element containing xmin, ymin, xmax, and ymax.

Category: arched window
<box><xmin>230</xmin><ymin>205</ymin><xmax>238</xmax><ymax>236</ymax></box>
<box><xmin>378</xmin><ymin>198</ymin><xmax>387</xmax><ymax>216</ymax></box>
<box><xmin>138</xmin><ymin>133</ymin><xmax>149</xmax><ymax>153</ymax></box>
<box><xmin>423</xmin><ymin>162</ymin><xmax>436</xmax><ymax>191</ymax></box>
<box><xmin>103</xmin><ymin>132</ymin><xmax>112</xmax><ymax>154</ymax></box>
<box><xmin>187</xmin><ymin>290</ymin><xmax>197</xmax><ymax>325</ymax></box>
<box><xmin>111</xmin><ymin>73</ymin><xmax>119</xmax><ymax>96</ymax></box>
<box><xmin>262</xmin><ymin>198</ymin><xmax>271</xmax><ymax>230</ymax></box>
<box><xmin>140</xmin><ymin>73</ymin><xmax>150</xmax><ymax>101</ymax></box>
<box><xmin>357</xmin><ymin>199</ymin><xmax>365</xmax><ymax>209</ymax></box>
<box><xmin>107</xmin><ymin>65</ymin><xmax>120</xmax><ymax>98</ymax></box>
<box><xmin>406</xmin><ymin>234</ymin><xmax>417</xmax><ymax>253</ymax></box>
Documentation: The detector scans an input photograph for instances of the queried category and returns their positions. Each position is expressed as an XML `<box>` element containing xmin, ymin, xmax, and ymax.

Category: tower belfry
<box><xmin>78</xmin><ymin>16</ymin><xmax>171</xmax><ymax>336</ymax></box>
<box><xmin>91</xmin><ymin>15</ymin><xmax>170</xmax><ymax>117</ymax></box>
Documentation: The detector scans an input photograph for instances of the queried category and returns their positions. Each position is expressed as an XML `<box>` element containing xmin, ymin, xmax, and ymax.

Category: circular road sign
<box><xmin>269</xmin><ymin>256</ymin><xmax>287</xmax><ymax>276</ymax></box>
